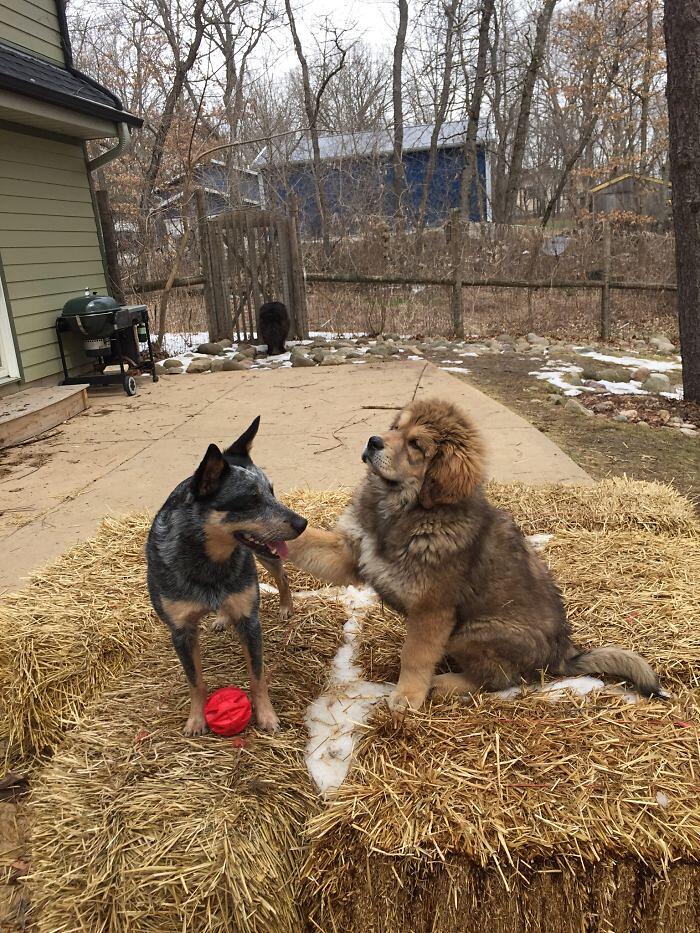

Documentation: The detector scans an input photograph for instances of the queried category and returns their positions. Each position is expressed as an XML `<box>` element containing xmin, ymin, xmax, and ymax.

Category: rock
<box><xmin>566</xmin><ymin>372</ymin><xmax>584</xmax><ymax>386</ymax></box>
<box><xmin>613</xmin><ymin>414</ymin><xmax>628</xmax><ymax>423</ymax></box>
<box><xmin>620</xmin><ymin>408</ymin><xmax>639</xmax><ymax>422</ymax></box>
<box><xmin>631</xmin><ymin>366</ymin><xmax>651</xmax><ymax>383</ymax></box>
<box><xmin>679</xmin><ymin>426</ymin><xmax>697</xmax><ymax>437</ymax></box>
<box><xmin>599</xmin><ymin>367</ymin><xmax>631</xmax><ymax>383</ymax></box>
<box><xmin>321</xmin><ymin>354</ymin><xmax>344</xmax><ymax>366</ymax></box>
<box><xmin>163</xmin><ymin>358</ymin><xmax>185</xmax><ymax>369</ymax></box>
<box><xmin>310</xmin><ymin>338</ymin><xmax>330</xmax><ymax>348</ymax></box>
<box><xmin>548</xmin><ymin>393</ymin><xmax>563</xmax><ymax>405</ymax></box>
<box><xmin>668</xmin><ymin>416</ymin><xmax>684</xmax><ymax>426</ymax></box>
<box><xmin>593</xmin><ymin>400</ymin><xmax>615</xmax><ymax>413</ymax></box>
<box><xmin>514</xmin><ymin>339</ymin><xmax>530</xmax><ymax>353</ymax></box>
<box><xmin>632</xmin><ymin>339</ymin><xmax>648</xmax><ymax>350</ymax></box>
<box><xmin>196</xmin><ymin>341</ymin><xmax>225</xmax><ymax>355</ymax></box>
<box><xmin>649</xmin><ymin>334</ymin><xmax>675</xmax><ymax>354</ymax></box>
<box><xmin>312</xmin><ymin>349</ymin><xmax>327</xmax><ymax>363</ymax></box>
<box><xmin>526</xmin><ymin>333</ymin><xmax>548</xmax><ymax>346</ymax></box>
<box><xmin>657</xmin><ymin>409</ymin><xmax>672</xmax><ymax>425</ymax></box>
<box><xmin>211</xmin><ymin>358</ymin><xmax>226</xmax><ymax>372</ymax></box>
<box><xmin>291</xmin><ymin>353</ymin><xmax>316</xmax><ymax>367</ymax></box>
<box><xmin>220</xmin><ymin>338</ymin><xmax>233</xmax><ymax>348</ymax></box>
<box><xmin>497</xmin><ymin>333</ymin><xmax>516</xmax><ymax>346</ymax></box>
<box><xmin>334</xmin><ymin>339</ymin><xmax>353</xmax><ymax>348</ymax></box>
<box><xmin>344</xmin><ymin>349</ymin><xmax>365</xmax><ymax>359</ymax></box>
<box><xmin>486</xmin><ymin>339</ymin><xmax>501</xmax><ymax>350</ymax></box>
<box><xmin>222</xmin><ymin>358</ymin><xmax>253</xmax><ymax>371</ymax></box>
<box><xmin>368</xmin><ymin>344</ymin><xmax>391</xmax><ymax>357</ymax></box>
<box><xmin>564</xmin><ymin>398</ymin><xmax>593</xmax><ymax>416</ymax></box>
<box><xmin>581</xmin><ymin>364</ymin><xmax>603</xmax><ymax>381</ymax></box>
<box><xmin>637</xmin><ymin>420</ymin><xmax>651</xmax><ymax>429</ymax></box>
<box><xmin>403</xmin><ymin>345</ymin><xmax>422</xmax><ymax>356</ymax></box>
<box><xmin>187</xmin><ymin>358</ymin><xmax>212</xmax><ymax>374</ymax></box>
<box><xmin>237</xmin><ymin>345</ymin><xmax>257</xmax><ymax>359</ymax></box>
<box><xmin>643</xmin><ymin>373</ymin><xmax>672</xmax><ymax>393</ymax></box>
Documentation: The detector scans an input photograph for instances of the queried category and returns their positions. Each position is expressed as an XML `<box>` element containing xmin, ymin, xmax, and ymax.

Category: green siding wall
<box><xmin>0</xmin><ymin>0</ymin><xmax>65</xmax><ymax>64</ymax></box>
<box><xmin>0</xmin><ymin>127</ymin><xmax>107</xmax><ymax>384</ymax></box>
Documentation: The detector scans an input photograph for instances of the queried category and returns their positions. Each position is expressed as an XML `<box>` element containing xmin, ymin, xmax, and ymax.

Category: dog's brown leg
<box><xmin>221</xmin><ymin>584</ymin><xmax>280</xmax><ymax>733</ymax></box>
<box><xmin>286</xmin><ymin>527</ymin><xmax>360</xmax><ymax>587</ymax></box>
<box><xmin>389</xmin><ymin>606</ymin><xmax>455</xmax><ymax>719</ymax></box>
<box><xmin>431</xmin><ymin>672</ymin><xmax>479</xmax><ymax>698</ymax></box>
<box><xmin>162</xmin><ymin>599</ymin><xmax>208</xmax><ymax>736</ymax></box>
<box><xmin>256</xmin><ymin>555</ymin><xmax>293</xmax><ymax>621</ymax></box>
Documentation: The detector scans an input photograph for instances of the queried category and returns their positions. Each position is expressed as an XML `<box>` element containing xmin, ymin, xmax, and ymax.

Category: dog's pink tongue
<box><xmin>272</xmin><ymin>541</ymin><xmax>289</xmax><ymax>559</ymax></box>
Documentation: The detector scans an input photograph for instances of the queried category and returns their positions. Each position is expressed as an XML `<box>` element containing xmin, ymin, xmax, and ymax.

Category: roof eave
<box><xmin>0</xmin><ymin>73</ymin><xmax>142</xmax><ymax>128</ymax></box>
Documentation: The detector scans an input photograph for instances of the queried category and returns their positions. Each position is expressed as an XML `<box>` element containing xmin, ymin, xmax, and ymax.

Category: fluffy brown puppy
<box><xmin>286</xmin><ymin>398</ymin><xmax>662</xmax><ymax>715</ymax></box>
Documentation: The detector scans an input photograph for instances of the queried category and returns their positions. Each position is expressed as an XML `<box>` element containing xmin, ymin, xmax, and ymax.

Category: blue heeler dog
<box><xmin>146</xmin><ymin>417</ymin><xmax>307</xmax><ymax>735</ymax></box>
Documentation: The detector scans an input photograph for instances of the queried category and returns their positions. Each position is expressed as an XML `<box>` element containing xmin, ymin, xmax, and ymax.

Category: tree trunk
<box><xmin>417</xmin><ymin>0</ymin><xmax>458</xmax><ymax>235</ymax></box>
<box><xmin>639</xmin><ymin>0</ymin><xmax>654</xmax><ymax>170</ymax></box>
<box><xmin>664</xmin><ymin>0</ymin><xmax>700</xmax><ymax>402</ymax></box>
<box><xmin>138</xmin><ymin>0</ymin><xmax>206</xmax><ymax>218</ymax></box>
<box><xmin>460</xmin><ymin>0</ymin><xmax>495</xmax><ymax>220</ymax></box>
<box><xmin>502</xmin><ymin>0</ymin><xmax>557</xmax><ymax>222</ymax></box>
<box><xmin>285</xmin><ymin>0</ymin><xmax>334</xmax><ymax>257</ymax></box>
<box><xmin>392</xmin><ymin>0</ymin><xmax>409</xmax><ymax>221</ymax></box>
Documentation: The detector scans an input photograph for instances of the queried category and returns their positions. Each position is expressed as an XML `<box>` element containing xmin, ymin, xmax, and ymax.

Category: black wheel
<box><xmin>123</xmin><ymin>375</ymin><xmax>137</xmax><ymax>396</ymax></box>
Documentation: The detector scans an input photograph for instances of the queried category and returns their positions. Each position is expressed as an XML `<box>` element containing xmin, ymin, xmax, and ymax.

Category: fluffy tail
<box><xmin>565</xmin><ymin>647</ymin><xmax>664</xmax><ymax>698</ymax></box>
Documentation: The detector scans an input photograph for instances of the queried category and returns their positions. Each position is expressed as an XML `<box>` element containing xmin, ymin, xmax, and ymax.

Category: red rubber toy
<box><xmin>204</xmin><ymin>686</ymin><xmax>252</xmax><ymax>736</ymax></box>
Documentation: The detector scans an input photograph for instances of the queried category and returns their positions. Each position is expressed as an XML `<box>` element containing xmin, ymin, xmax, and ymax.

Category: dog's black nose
<box><xmin>367</xmin><ymin>435</ymin><xmax>384</xmax><ymax>451</ymax></box>
<box><xmin>292</xmin><ymin>515</ymin><xmax>308</xmax><ymax>535</ymax></box>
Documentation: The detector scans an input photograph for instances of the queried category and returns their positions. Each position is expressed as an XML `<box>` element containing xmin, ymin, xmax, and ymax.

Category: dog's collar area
<box><xmin>234</xmin><ymin>532</ymin><xmax>288</xmax><ymax>559</ymax></box>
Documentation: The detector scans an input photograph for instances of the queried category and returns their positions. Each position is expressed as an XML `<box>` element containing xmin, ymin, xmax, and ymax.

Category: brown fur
<box><xmin>288</xmin><ymin>398</ymin><xmax>662</xmax><ymax>713</ymax></box>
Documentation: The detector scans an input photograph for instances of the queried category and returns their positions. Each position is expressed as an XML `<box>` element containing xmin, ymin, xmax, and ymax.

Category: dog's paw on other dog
<box><xmin>146</xmin><ymin>416</ymin><xmax>306</xmax><ymax>735</ymax></box>
<box><xmin>286</xmin><ymin>397</ymin><xmax>664</xmax><ymax>716</ymax></box>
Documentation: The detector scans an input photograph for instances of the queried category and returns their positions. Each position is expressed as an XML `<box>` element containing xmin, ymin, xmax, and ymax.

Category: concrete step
<box><xmin>0</xmin><ymin>384</ymin><xmax>88</xmax><ymax>449</ymax></box>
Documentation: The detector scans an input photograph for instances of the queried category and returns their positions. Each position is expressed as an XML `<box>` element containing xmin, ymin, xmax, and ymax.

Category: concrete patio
<box><xmin>0</xmin><ymin>360</ymin><xmax>590</xmax><ymax>593</ymax></box>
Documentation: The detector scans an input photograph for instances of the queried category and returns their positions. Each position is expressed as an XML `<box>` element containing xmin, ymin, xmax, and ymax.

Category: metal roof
<box><xmin>252</xmin><ymin>120</ymin><xmax>482</xmax><ymax>167</ymax></box>
<box><xmin>0</xmin><ymin>41</ymin><xmax>142</xmax><ymax>128</ymax></box>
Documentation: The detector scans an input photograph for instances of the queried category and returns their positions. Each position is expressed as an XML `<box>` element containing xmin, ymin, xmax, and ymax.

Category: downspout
<box><xmin>87</xmin><ymin>122</ymin><xmax>131</xmax><ymax>173</ymax></box>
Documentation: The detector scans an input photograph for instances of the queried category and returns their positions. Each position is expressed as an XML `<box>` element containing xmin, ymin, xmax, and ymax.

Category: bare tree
<box><xmin>284</xmin><ymin>1</ymin><xmax>350</xmax><ymax>255</ymax></box>
<box><xmin>502</xmin><ymin>0</ymin><xmax>558</xmax><ymax>221</ymax></box>
<box><xmin>664</xmin><ymin>0</ymin><xmax>700</xmax><ymax>402</ymax></box>
<box><xmin>416</xmin><ymin>0</ymin><xmax>460</xmax><ymax>234</ymax></box>
<box><xmin>460</xmin><ymin>0</ymin><xmax>495</xmax><ymax>220</ymax></box>
<box><xmin>391</xmin><ymin>0</ymin><xmax>409</xmax><ymax>220</ymax></box>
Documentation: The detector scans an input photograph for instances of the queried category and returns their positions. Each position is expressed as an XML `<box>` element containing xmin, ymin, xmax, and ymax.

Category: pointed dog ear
<box><xmin>191</xmin><ymin>444</ymin><xmax>229</xmax><ymax>499</ymax></box>
<box><xmin>419</xmin><ymin>437</ymin><xmax>484</xmax><ymax>509</ymax></box>
<box><xmin>225</xmin><ymin>416</ymin><xmax>261</xmax><ymax>457</ymax></box>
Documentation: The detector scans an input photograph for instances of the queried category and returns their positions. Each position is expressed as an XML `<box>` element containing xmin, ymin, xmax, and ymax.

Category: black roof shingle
<box><xmin>0</xmin><ymin>41</ymin><xmax>142</xmax><ymax>128</ymax></box>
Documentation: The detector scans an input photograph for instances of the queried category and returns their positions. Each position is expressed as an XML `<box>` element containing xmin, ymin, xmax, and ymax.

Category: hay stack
<box><xmin>30</xmin><ymin>593</ymin><xmax>346</xmax><ymax>933</ymax></box>
<box><xmin>0</xmin><ymin>514</ymin><xmax>159</xmax><ymax>771</ymax></box>
<box><xmin>305</xmin><ymin>515</ymin><xmax>700</xmax><ymax>933</ymax></box>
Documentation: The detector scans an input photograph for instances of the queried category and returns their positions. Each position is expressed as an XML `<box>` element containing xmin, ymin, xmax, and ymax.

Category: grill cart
<box><xmin>56</xmin><ymin>291</ymin><xmax>158</xmax><ymax>396</ymax></box>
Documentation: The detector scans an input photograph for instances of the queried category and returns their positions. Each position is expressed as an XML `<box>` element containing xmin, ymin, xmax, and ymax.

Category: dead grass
<box><xmin>29</xmin><ymin>593</ymin><xmax>346</xmax><ymax>933</ymax></box>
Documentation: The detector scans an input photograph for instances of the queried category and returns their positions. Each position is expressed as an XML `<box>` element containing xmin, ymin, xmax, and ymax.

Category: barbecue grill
<box><xmin>55</xmin><ymin>290</ymin><xmax>158</xmax><ymax>396</ymax></box>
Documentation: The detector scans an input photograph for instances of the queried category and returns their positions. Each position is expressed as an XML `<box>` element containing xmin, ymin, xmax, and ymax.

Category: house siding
<box><xmin>0</xmin><ymin>126</ymin><xmax>107</xmax><ymax>384</ymax></box>
<box><xmin>0</xmin><ymin>0</ymin><xmax>66</xmax><ymax>64</ymax></box>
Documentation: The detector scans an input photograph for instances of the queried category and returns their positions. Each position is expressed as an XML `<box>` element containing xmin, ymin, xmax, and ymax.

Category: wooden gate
<box><xmin>200</xmin><ymin>207</ymin><xmax>308</xmax><ymax>343</ymax></box>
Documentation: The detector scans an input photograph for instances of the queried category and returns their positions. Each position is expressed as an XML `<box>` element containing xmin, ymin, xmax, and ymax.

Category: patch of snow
<box><xmin>459</xmin><ymin>351</ymin><xmax>479</xmax><ymax>357</ymax></box>
<box><xmin>530</xmin><ymin>369</ymin><xmax>590</xmax><ymax>396</ymax></box>
<box><xmin>441</xmin><ymin>366</ymin><xmax>470</xmax><ymax>374</ymax></box>
<box><xmin>596</xmin><ymin>379</ymin><xmax>648</xmax><ymax>395</ymax></box>
<box><xmin>162</xmin><ymin>331</ymin><xmax>208</xmax><ymax>355</ymax></box>
<box><xmin>407</xmin><ymin>355</ymin><xmax>423</xmax><ymax>361</ymax></box>
<box><xmin>660</xmin><ymin>386</ymin><xmax>684</xmax><ymax>400</ymax></box>
<box><xmin>527</xmin><ymin>533</ymin><xmax>553</xmax><ymax>551</ymax></box>
<box><xmin>574</xmin><ymin>348</ymin><xmax>682</xmax><ymax>372</ymax></box>
<box><xmin>305</xmin><ymin>586</ymin><xmax>392</xmax><ymax>796</ymax></box>
<box><xmin>495</xmin><ymin>675</ymin><xmax>638</xmax><ymax>704</ymax></box>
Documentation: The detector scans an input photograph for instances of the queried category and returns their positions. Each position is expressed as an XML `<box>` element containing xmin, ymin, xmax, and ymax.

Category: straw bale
<box><xmin>303</xmin><ymin>692</ymin><xmax>700</xmax><ymax>932</ymax></box>
<box><xmin>0</xmin><ymin>514</ymin><xmax>159</xmax><ymax>771</ymax></box>
<box><xmin>30</xmin><ymin>592</ymin><xmax>347</xmax><ymax>933</ymax></box>
<box><xmin>486</xmin><ymin>477</ymin><xmax>699</xmax><ymax>537</ymax></box>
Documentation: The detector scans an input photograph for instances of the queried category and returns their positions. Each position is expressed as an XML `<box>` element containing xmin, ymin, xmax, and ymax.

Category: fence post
<box><xmin>600</xmin><ymin>220</ymin><xmax>611</xmax><ymax>340</ymax></box>
<box><xmin>195</xmin><ymin>189</ymin><xmax>219</xmax><ymax>339</ymax></box>
<box><xmin>448</xmin><ymin>208</ymin><xmax>465</xmax><ymax>338</ymax></box>
<box><xmin>95</xmin><ymin>189</ymin><xmax>125</xmax><ymax>304</ymax></box>
<box><xmin>289</xmin><ymin>195</ymin><xmax>309</xmax><ymax>339</ymax></box>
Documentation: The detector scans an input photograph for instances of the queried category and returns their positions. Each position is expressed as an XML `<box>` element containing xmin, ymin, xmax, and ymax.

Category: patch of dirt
<box><xmin>440</xmin><ymin>352</ymin><xmax>700</xmax><ymax>509</ymax></box>
<box><xmin>0</xmin><ymin>794</ymin><xmax>29</xmax><ymax>933</ymax></box>
<box><xmin>578</xmin><ymin>392</ymin><xmax>700</xmax><ymax>428</ymax></box>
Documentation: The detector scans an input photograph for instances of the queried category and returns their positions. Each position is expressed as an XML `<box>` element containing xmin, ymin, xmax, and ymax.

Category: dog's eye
<box><xmin>408</xmin><ymin>438</ymin><xmax>423</xmax><ymax>452</ymax></box>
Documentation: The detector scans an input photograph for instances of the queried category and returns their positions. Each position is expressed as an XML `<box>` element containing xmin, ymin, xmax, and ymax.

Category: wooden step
<box><xmin>0</xmin><ymin>384</ymin><xmax>89</xmax><ymax>449</ymax></box>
